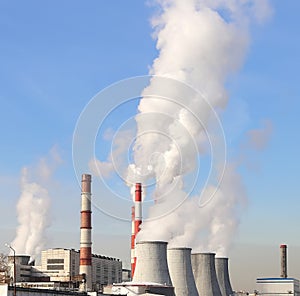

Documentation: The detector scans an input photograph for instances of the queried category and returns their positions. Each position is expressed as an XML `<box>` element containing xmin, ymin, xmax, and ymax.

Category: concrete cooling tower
<box><xmin>133</xmin><ymin>241</ymin><xmax>173</xmax><ymax>286</ymax></box>
<box><xmin>191</xmin><ymin>253</ymin><xmax>222</xmax><ymax>296</ymax></box>
<box><xmin>167</xmin><ymin>248</ymin><xmax>199</xmax><ymax>296</ymax></box>
<box><xmin>215</xmin><ymin>257</ymin><xmax>234</xmax><ymax>296</ymax></box>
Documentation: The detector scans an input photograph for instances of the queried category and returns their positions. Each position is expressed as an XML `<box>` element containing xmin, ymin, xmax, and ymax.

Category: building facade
<box><xmin>40</xmin><ymin>248</ymin><xmax>122</xmax><ymax>290</ymax></box>
<box><xmin>7</xmin><ymin>248</ymin><xmax>122</xmax><ymax>291</ymax></box>
<box><xmin>40</xmin><ymin>248</ymin><xmax>80</xmax><ymax>282</ymax></box>
<box><xmin>256</xmin><ymin>278</ymin><xmax>300</xmax><ymax>296</ymax></box>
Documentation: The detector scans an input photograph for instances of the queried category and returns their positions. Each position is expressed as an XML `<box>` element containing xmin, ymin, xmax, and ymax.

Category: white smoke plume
<box><xmin>127</xmin><ymin>0</ymin><xmax>272</xmax><ymax>255</ymax></box>
<box><xmin>247</xmin><ymin>120</ymin><xmax>273</xmax><ymax>151</ymax></box>
<box><xmin>11</xmin><ymin>147</ymin><xmax>62</xmax><ymax>259</ymax></box>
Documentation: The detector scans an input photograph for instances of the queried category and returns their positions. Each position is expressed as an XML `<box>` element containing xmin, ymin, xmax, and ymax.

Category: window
<box><xmin>47</xmin><ymin>265</ymin><xmax>64</xmax><ymax>270</ymax></box>
<box><xmin>47</xmin><ymin>259</ymin><xmax>64</xmax><ymax>264</ymax></box>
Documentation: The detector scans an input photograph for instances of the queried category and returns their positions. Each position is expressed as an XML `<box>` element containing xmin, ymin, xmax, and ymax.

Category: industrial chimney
<box><xmin>215</xmin><ymin>257</ymin><xmax>233</xmax><ymax>296</ymax></box>
<box><xmin>131</xmin><ymin>205</ymin><xmax>135</xmax><ymax>278</ymax></box>
<box><xmin>167</xmin><ymin>248</ymin><xmax>199</xmax><ymax>296</ymax></box>
<box><xmin>131</xmin><ymin>183</ymin><xmax>142</xmax><ymax>278</ymax></box>
<box><xmin>280</xmin><ymin>244</ymin><xmax>287</xmax><ymax>278</ymax></box>
<box><xmin>79</xmin><ymin>174</ymin><xmax>92</xmax><ymax>291</ymax></box>
<box><xmin>191</xmin><ymin>253</ymin><xmax>222</xmax><ymax>296</ymax></box>
<box><xmin>133</xmin><ymin>241</ymin><xmax>173</xmax><ymax>286</ymax></box>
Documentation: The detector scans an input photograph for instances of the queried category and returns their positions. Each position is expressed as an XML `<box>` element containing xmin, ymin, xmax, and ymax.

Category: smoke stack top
<box><xmin>81</xmin><ymin>174</ymin><xmax>91</xmax><ymax>192</ymax></box>
<box><xmin>280</xmin><ymin>244</ymin><xmax>287</xmax><ymax>278</ymax></box>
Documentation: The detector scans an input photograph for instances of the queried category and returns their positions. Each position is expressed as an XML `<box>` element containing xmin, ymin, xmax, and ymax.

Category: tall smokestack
<box><xmin>191</xmin><ymin>253</ymin><xmax>222</xmax><ymax>296</ymax></box>
<box><xmin>79</xmin><ymin>174</ymin><xmax>92</xmax><ymax>291</ymax></box>
<box><xmin>167</xmin><ymin>248</ymin><xmax>198</xmax><ymax>296</ymax></box>
<box><xmin>133</xmin><ymin>241</ymin><xmax>173</xmax><ymax>286</ymax></box>
<box><xmin>280</xmin><ymin>244</ymin><xmax>287</xmax><ymax>278</ymax></box>
<box><xmin>131</xmin><ymin>183</ymin><xmax>142</xmax><ymax>278</ymax></box>
<box><xmin>215</xmin><ymin>257</ymin><xmax>233</xmax><ymax>296</ymax></box>
<box><xmin>131</xmin><ymin>206</ymin><xmax>135</xmax><ymax>278</ymax></box>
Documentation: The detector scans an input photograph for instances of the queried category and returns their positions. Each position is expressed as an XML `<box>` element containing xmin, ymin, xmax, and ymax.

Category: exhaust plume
<box><xmin>127</xmin><ymin>0</ymin><xmax>271</xmax><ymax>255</ymax></box>
<box><xmin>11</xmin><ymin>148</ymin><xmax>61</xmax><ymax>259</ymax></box>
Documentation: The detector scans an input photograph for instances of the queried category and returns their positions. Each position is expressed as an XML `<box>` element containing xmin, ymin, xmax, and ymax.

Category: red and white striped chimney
<box><xmin>131</xmin><ymin>183</ymin><xmax>142</xmax><ymax>278</ymax></box>
<box><xmin>131</xmin><ymin>206</ymin><xmax>135</xmax><ymax>278</ymax></box>
<box><xmin>79</xmin><ymin>174</ymin><xmax>92</xmax><ymax>291</ymax></box>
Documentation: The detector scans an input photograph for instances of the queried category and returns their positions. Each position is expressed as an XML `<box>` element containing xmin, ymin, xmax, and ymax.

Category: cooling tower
<box><xmin>79</xmin><ymin>174</ymin><xmax>92</xmax><ymax>291</ymax></box>
<box><xmin>215</xmin><ymin>257</ymin><xmax>233</xmax><ymax>296</ymax></box>
<box><xmin>133</xmin><ymin>241</ymin><xmax>173</xmax><ymax>286</ymax></box>
<box><xmin>191</xmin><ymin>253</ymin><xmax>222</xmax><ymax>296</ymax></box>
<box><xmin>167</xmin><ymin>248</ymin><xmax>199</xmax><ymax>296</ymax></box>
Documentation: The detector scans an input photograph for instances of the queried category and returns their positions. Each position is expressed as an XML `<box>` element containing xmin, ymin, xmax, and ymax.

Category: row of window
<box><xmin>47</xmin><ymin>265</ymin><xmax>64</xmax><ymax>270</ymax></box>
<box><xmin>47</xmin><ymin>259</ymin><xmax>64</xmax><ymax>264</ymax></box>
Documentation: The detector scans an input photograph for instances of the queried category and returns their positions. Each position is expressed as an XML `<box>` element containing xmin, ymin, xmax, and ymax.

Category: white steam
<box><xmin>127</xmin><ymin>0</ymin><xmax>272</xmax><ymax>255</ymax></box>
<box><xmin>11</xmin><ymin>148</ymin><xmax>61</xmax><ymax>259</ymax></box>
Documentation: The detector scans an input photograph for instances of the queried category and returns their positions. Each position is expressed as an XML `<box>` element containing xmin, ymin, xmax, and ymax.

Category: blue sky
<box><xmin>0</xmin><ymin>0</ymin><xmax>299</xmax><ymax>291</ymax></box>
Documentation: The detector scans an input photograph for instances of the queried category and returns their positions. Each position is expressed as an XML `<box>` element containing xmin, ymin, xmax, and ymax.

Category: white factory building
<box><xmin>256</xmin><ymin>278</ymin><xmax>300</xmax><ymax>296</ymax></box>
<box><xmin>7</xmin><ymin>248</ymin><xmax>122</xmax><ymax>291</ymax></box>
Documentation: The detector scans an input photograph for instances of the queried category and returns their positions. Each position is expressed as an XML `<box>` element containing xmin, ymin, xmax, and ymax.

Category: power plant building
<box><xmin>39</xmin><ymin>248</ymin><xmax>80</xmax><ymax>282</ymax></box>
<box><xmin>7</xmin><ymin>255</ymin><xmax>33</xmax><ymax>283</ymax></box>
<box><xmin>256</xmin><ymin>278</ymin><xmax>300</xmax><ymax>296</ymax></box>
<box><xmin>7</xmin><ymin>248</ymin><xmax>122</xmax><ymax>291</ymax></box>
<box><xmin>39</xmin><ymin>248</ymin><xmax>122</xmax><ymax>289</ymax></box>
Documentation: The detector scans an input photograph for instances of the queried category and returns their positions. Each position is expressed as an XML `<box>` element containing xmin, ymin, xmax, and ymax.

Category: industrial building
<box><xmin>3</xmin><ymin>177</ymin><xmax>237</xmax><ymax>295</ymax></box>
<box><xmin>2</xmin><ymin>173</ymin><xmax>299</xmax><ymax>296</ymax></box>
<box><xmin>107</xmin><ymin>240</ymin><xmax>235</xmax><ymax>296</ymax></box>
<box><xmin>256</xmin><ymin>245</ymin><xmax>300</xmax><ymax>296</ymax></box>
<box><xmin>4</xmin><ymin>175</ymin><xmax>122</xmax><ymax>294</ymax></box>
<box><xmin>39</xmin><ymin>248</ymin><xmax>122</xmax><ymax>289</ymax></box>
<box><xmin>256</xmin><ymin>278</ymin><xmax>300</xmax><ymax>296</ymax></box>
<box><xmin>7</xmin><ymin>249</ymin><xmax>122</xmax><ymax>291</ymax></box>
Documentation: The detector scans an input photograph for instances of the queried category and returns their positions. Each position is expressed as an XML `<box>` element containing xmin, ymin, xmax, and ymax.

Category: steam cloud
<box><xmin>247</xmin><ymin>120</ymin><xmax>273</xmax><ymax>151</ymax></box>
<box><xmin>11</xmin><ymin>148</ymin><xmax>61</xmax><ymax>259</ymax></box>
<box><xmin>126</xmin><ymin>0</ymin><xmax>272</xmax><ymax>255</ymax></box>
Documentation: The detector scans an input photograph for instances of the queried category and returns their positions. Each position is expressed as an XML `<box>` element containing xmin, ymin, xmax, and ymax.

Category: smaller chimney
<box><xmin>134</xmin><ymin>183</ymin><xmax>142</xmax><ymax>235</ymax></box>
<box><xmin>79</xmin><ymin>174</ymin><xmax>92</xmax><ymax>291</ymax></box>
<box><xmin>131</xmin><ymin>206</ymin><xmax>135</xmax><ymax>278</ymax></box>
<box><xmin>131</xmin><ymin>183</ymin><xmax>142</xmax><ymax>278</ymax></box>
<box><xmin>280</xmin><ymin>244</ymin><xmax>287</xmax><ymax>278</ymax></box>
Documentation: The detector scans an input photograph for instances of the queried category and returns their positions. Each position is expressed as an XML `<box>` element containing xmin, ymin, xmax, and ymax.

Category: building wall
<box><xmin>40</xmin><ymin>249</ymin><xmax>80</xmax><ymax>282</ymax></box>
<box><xmin>7</xmin><ymin>256</ymin><xmax>32</xmax><ymax>283</ymax></box>
<box><xmin>0</xmin><ymin>284</ymin><xmax>88</xmax><ymax>296</ymax></box>
<box><xmin>40</xmin><ymin>249</ymin><xmax>122</xmax><ymax>289</ymax></box>
<box><xmin>256</xmin><ymin>278</ymin><xmax>300</xmax><ymax>296</ymax></box>
<box><xmin>6</xmin><ymin>248</ymin><xmax>122</xmax><ymax>291</ymax></box>
<box><xmin>91</xmin><ymin>255</ymin><xmax>122</xmax><ymax>290</ymax></box>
